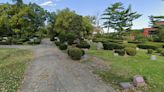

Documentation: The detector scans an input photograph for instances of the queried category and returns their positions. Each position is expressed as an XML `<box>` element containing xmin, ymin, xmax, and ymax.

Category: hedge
<box><xmin>67</xmin><ymin>48</ymin><xmax>84</xmax><ymax>60</ymax></box>
<box><xmin>137</xmin><ymin>44</ymin><xmax>158</xmax><ymax>50</ymax></box>
<box><xmin>103</xmin><ymin>42</ymin><xmax>125</xmax><ymax>50</ymax></box>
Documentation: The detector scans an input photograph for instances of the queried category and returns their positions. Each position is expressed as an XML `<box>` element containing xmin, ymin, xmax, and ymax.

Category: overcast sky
<box><xmin>1</xmin><ymin>0</ymin><xmax>164</xmax><ymax>30</ymax></box>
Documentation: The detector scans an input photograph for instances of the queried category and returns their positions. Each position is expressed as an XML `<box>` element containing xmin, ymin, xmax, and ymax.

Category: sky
<box><xmin>1</xmin><ymin>0</ymin><xmax>164</xmax><ymax>30</ymax></box>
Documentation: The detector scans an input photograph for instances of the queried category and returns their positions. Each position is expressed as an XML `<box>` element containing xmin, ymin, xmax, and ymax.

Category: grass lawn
<box><xmin>87</xmin><ymin>49</ymin><xmax>164</xmax><ymax>92</ymax></box>
<box><xmin>0</xmin><ymin>48</ymin><xmax>33</xmax><ymax>92</ymax></box>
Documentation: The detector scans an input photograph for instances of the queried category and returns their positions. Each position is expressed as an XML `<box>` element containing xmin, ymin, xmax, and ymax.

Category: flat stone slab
<box><xmin>119</xmin><ymin>82</ymin><xmax>133</xmax><ymax>89</ymax></box>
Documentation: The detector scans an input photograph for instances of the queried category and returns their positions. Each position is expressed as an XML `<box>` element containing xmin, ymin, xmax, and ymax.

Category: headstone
<box><xmin>150</xmin><ymin>55</ymin><xmax>157</xmax><ymax>61</ymax></box>
<box><xmin>119</xmin><ymin>82</ymin><xmax>133</xmax><ymax>89</ymax></box>
<box><xmin>133</xmin><ymin>75</ymin><xmax>146</xmax><ymax>87</ymax></box>
<box><xmin>96</xmin><ymin>42</ymin><xmax>103</xmax><ymax>50</ymax></box>
<box><xmin>113</xmin><ymin>53</ymin><xmax>119</xmax><ymax>56</ymax></box>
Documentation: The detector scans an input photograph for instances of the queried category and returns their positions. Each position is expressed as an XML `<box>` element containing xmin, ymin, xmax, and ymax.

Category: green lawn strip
<box><xmin>0</xmin><ymin>48</ymin><xmax>33</xmax><ymax>92</ymax></box>
<box><xmin>87</xmin><ymin>50</ymin><xmax>164</xmax><ymax>92</ymax></box>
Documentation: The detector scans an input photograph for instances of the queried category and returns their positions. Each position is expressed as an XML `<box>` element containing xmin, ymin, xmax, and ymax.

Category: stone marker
<box><xmin>133</xmin><ymin>75</ymin><xmax>146</xmax><ymax>87</ymax></box>
<box><xmin>150</xmin><ymin>55</ymin><xmax>157</xmax><ymax>61</ymax></box>
<box><xmin>96</xmin><ymin>42</ymin><xmax>103</xmax><ymax>50</ymax></box>
<box><xmin>119</xmin><ymin>82</ymin><xmax>133</xmax><ymax>89</ymax></box>
<box><xmin>113</xmin><ymin>53</ymin><xmax>119</xmax><ymax>56</ymax></box>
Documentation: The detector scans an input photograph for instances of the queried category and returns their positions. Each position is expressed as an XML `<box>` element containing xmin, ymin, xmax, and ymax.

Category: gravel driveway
<box><xmin>1</xmin><ymin>39</ymin><xmax>115</xmax><ymax>92</ymax></box>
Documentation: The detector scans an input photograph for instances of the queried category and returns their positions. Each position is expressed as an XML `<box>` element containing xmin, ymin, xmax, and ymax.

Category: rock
<box><xmin>30</xmin><ymin>39</ymin><xmax>34</xmax><ymax>42</ymax></box>
<box><xmin>136</xmin><ymin>48</ymin><xmax>139</xmax><ymax>51</ymax></box>
<box><xmin>133</xmin><ymin>75</ymin><xmax>146</xmax><ymax>87</ymax></box>
<box><xmin>113</xmin><ymin>53</ymin><xmax>119</xmax><ymax>56</ymax></box>
<box><xmin>150</xmin><ymin>55</ymin><xmax>157</xmax><ymax>61</ymax></box>
<box><xmin>3</xmin><ymin>37</ymin><xmax>8</xmax><ymax>40</ymax></box>
<box><xmin>96</xmin><ymin>42</ymin><xmax>103</xmax><ymax>50</ymax></box>
<box><xmin>119</xmin><ymin>82</ymin><xmax>133</xmax><ymax>89</ymax></box>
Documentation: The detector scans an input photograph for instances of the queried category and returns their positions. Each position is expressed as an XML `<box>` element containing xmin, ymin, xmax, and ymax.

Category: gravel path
<box><xmin>1</xmin><ymin>39</ymin><xmax>115</xmax><ymax>92</ymax></box>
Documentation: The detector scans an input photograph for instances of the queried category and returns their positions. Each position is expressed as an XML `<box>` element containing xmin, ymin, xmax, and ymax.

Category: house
<box><xmin>143</xmin><ymin>21</ymin><xmax>164</xmax><ymax>37</ymax></box>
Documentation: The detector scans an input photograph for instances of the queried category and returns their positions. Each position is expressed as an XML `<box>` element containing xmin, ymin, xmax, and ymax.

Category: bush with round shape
<box><xmin>114</xmin><ymin>49</ymin><xmax>125</xmax><ymax>56</ymax></box>
<box><xmin>66</xmin><ymin>33</ymin><xmax>76</xmax><ymax>45</ymax></box>
<box><xmin>103</xmin><ymin>42</ymin><xmax>125</xmax><ymax>50</ymax></box>
<box><xmin>147</xmin><ymin>49</ymin><xmax>153</xmax><ymax>54</ymax></box>
<box><xmin>125</xmin><ymin>47</ymin><xmax>137</xmax><ymax>56</ymax></box>
<box><xmin>59</xmin><ymin>44</ymin><xmax>68</xmax><ymax>50</ymax></box>
<box><xmin>76</xmin><ymin>41</ymin><xmax>90</xmax><ymax>49</ymax></box>
<box><xmin>156</xmin><ymin>48</ymin><xmax>163</xmax><ymax>53</ymax></box>
<box><xmin>67</xmin><ymin>48</ymin><xmax>84</xmax><ymax>60</ymax></box>
<box><xmin>161</xmin><ymin>51</ymin><xmax>164</xmax><ymax>56</ymax></box>
<box><xmin>55</xmin><ymin>41</ymin><xmax>61</xmax><ymax>46</ymax></box>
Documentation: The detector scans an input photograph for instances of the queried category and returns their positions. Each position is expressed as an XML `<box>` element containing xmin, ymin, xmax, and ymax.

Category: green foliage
<box><xmin>67</xmin><ymin>47</ymin><xmax>84</xmax><ymax>60</ymax></box>
<box><xmin>137</xmin><ymin>44</ymin><xmax>159</xmax><ymax>50</ymax></box>
<box><xmin>125</xmin><ymin>47</ymin><xmax>137</xmax><ymax>56</ymax></box>
<box><xmin>76</xmin><ymin>41</ymin><xmax>90</xmax><ymax>49</ymax></box>
<box><xmin>159</xmin><ymin>29</ymin><xmax>164</xmax><ymax>42</ymax></box>
<box><xmin>147</xmin><ymin>49</ymin><xmax>153</xmax><ymax>54</ymax></box>
<box><xmin>66</xmin><ymin>32</ymin><xmax>76</xmax><ymax>45</ymax></box>
<box><xmin>103</xmin><ymin>42</ymin><xmax>125</xmax><ymax>50</ymax></box>
<box><xmin>161</xmin><ymin>51</ymin><xmax>164</xmax><ymax>56</ymax></box>
<box><xmin>102</xmin><ymin>2</ymin><xmax>141</xmax><ymax>33</ymax></box>
<box><xmin>55</xmin><ymin>41</ymin><xmax>61</xmax><ymax>46</ymax></box>
<box><xmin>114</xmin><ymin>49</ymin><xmax>125</xmax><ymax>56</ymax></box>
<box><xmin>59</xmin><ymin>44</ymin><xmax>68</xmax><ymax>50</ymax></box>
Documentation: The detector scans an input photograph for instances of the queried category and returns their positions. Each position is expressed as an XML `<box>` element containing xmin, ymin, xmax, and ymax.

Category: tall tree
<box><xmin>12</xmin><ymin>0</ymin><xmax>23</xmax><ymax>7</ymax></box>
<box><xmin>102</xmin><ymin>2</ymin><xmax>141</xmax><ymax>33</ymax></box>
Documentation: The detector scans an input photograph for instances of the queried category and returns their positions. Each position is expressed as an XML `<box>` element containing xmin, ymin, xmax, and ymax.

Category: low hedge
<box><xmin>128</xmin><ymin>41</ymin><xmax>143</xmax><ymax>44</ymax></box>
<box><xmin>67</xmin><ymin>48</ymin><xmax>84</xmax><ymax>60</ymax></box>
<box><xmin>137</xmin><ymin>44</ymin><xmax>158</xmax><ymax>50</ymax></box>
<box><xmin>76</xmin><ymin>41</ymin><xmax>90</xmax><ymax>49</ymax></box>
<box><xmin>114</xmin><ymin>49</ymin><xmax>125</xmax><ymax>56</ymax></box>
<box><xmin>59</xmin><ymin>44</ymin><xmax>68</xmax><ymax>50</ymax></box>
<box><xmin>103</xmin><ymin>42</ymin><xmax>125</xmax><ymax>50</ymax></box>
<box><xmin>125</xmin><ymin>47</ymin><xmax>137</xmax><ymax>56</ymax></box>
<box><xmin>161</xmin><ymin>51</ymin><xmax>164</xmax><ymax>56</ymax></box>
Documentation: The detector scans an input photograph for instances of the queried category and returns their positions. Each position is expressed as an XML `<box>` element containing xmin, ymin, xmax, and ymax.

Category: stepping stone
<box><xmin>119</xmin><ymin>82</ymin><xmax>133</xmax><ymax>89</ymax></box>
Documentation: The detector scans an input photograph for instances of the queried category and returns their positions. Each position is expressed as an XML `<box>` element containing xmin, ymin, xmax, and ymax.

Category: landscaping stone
<box><xmin>113</xmin><ymin>53</ymin><xmax>119</xmax><ymax>56</ymax></box>
<box><xmin>119</xmin><ymin>82</ymin><xmax>133</xmax><ymax>89</ymax></box>
<box><xmin>150</xmin><ymin>55</ymin><xmax>157</xmax><ymax>61</ymax></box>
<box><xmin>96</xmin><ymin>42</ymin><xmax>103</xmax><ymax>50</ymax></box>
<box><xmin>136</xmin><ymin>47</ymin><xmax>139</xmax><ymax>51</ymax></box>
<box><xmin>133</xmin><ymin>75</ymin><xmax>146</xmax><ymax>87</ymax></box>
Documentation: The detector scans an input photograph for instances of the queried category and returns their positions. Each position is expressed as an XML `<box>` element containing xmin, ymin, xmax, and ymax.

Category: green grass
<box><xmin>87</xmin><ymin>49</ymin><xmax>164</xmax><ymax>92</ymax></box>
<box><xmin>0</xmin><ymin>48</ymin><xmax>33</xmax><ymax>92</ymax></box>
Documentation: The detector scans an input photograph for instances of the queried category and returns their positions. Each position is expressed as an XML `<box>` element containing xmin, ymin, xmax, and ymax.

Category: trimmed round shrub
<box><xmin>125</xmin><ymin>47</ymin><xmax>137</xmax><ymax>56</ymax></box>
<box><xmin>103</xmin><ymin>42</ymin><xmax>125</xmax><ymax>50</ymax></box>
<box><xmin>161</xmin><ymin>51</ymin><xmax>164</xmax><ymax>56</ymax></box>
<box><xmin>76</xmin><ymin>41</ymin><xmax>90</xmax><ymax>49</ymax></box>
<box><xmin>55</xmin><ymin>41</ymin><xmax>61</xmax><ymax>46</ymax></box>
<box><xmin>67</xmin><ymin>48</ymin><xmax>84</xmax><ymax>60</ymax></box>
<box><xmin>156</xmin><ymin>48</ymin><xmax>163</xmax><ymax>53</ymax></box>
<box><xmin>59</xmin><ymin>44</ymin><xmax>68</xmax><ymax>50</ymax></box>
<box><xmin>147</xmin><ymin>49</ymin><xmax>153</xmax><ymax>54</ymax></box>
<box><xmin>114</xmin><ymin>49</ymin><xmax>125</xmax><ymax>56</ymax></box>
<box><xmin>66</xmin><ymin>33</ymin><xmax>76</xmax><ymax>45</ymax></box>
<box><xmin>137</xmin><ymin>44</ymin><xmax>158</xmax><ymax>50</ymax></box>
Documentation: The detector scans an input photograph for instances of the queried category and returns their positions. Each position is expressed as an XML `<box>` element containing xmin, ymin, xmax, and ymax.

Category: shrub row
<box><xmin>137</xmin><ymin>44</ymin><xmax>158</xmax><ymax>50</ymax></box>
<box><xmin>103</xmin><ymin>42</ymin><xmax>125</xmax><ymax>50</ymax></box>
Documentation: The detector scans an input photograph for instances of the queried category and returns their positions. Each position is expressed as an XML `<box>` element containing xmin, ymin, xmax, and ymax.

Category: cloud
<box><xmin>40</xmin><ymin>0</ymin><xmax>56</xmax><ymax>6</ymax></box>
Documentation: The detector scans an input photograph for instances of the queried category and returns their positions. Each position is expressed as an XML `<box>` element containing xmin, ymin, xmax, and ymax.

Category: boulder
<box><xmin>133</xmin><ymin>75</ymin><xmax>146</xmax><ymax>87</ymax></box>
<box><xmin>150</xmin><ymin>55</ymin><xmax>157</xmax><ymax>61</ymax></box>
